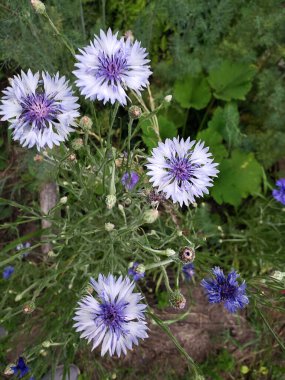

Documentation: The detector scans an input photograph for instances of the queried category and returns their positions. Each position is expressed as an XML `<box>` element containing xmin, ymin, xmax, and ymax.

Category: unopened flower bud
<box><xmin>164</xmin><ymin>248</ymin><xmax>176</xmax><ymax>257</ymax></box>
<box><xmin>128</xmin><ymin>105</ymin><xmax>142</xmax><ymax>119</ymax></box>
<box><xmin>34</xmin><ymin>154</ymin><xmax>43</xmax><ymax>162</ymax></box>
<box><xmin>48</xmin><ymin>250</ymin><xmax>56</xmax><ymax>257</ymax></box>
<box><xmin>179</xmin><ymin>246</ymin><xmax>195</xmax><ymax>263</ymax></box>
<box><xmin>105</xmin><ymin>222</ymin><xmax>115</xmax><ymax>231</ymax></box>
<box><xmin>143</xmin><ymin>209</ymin><xmax>159</xmax><ymax>224</ymax></box>
<box><xmin>128</xmin><ymin>262</ymin><xmax>145</xmax><ymax>281</ymax></box>
<box><xmin>60</xmin><ymin>196</ymin><xmax>68</xmax><ymax>204</ymax></box>
<box><xmin>4</xmin><ymin>364</ymin><xmax>15</xmax><ymax>375</ymax></box>
<box><xmin>79</xmin><ymin>116</ymin><xmax>93</xmax><ymax>132</ymax></box>
<box><xmin>84</xmin><ymin>285</ymin><xmax>94</xmax><ymax>294</ymax></box>
<box><xmin>40</xmin><ymin>349</ymin><xmax>48</xmax><ymax>356</ymax></box>
<box><xmin>106</xmin><ymin>194</ymin><xmax>116</xmax><ymax>209</ymax></box>
<box><xmin>42</xmin><ymin>340</ymin><xmax>52</xmax><ymax>348</ymax></box>
<box><xmin>31</xmin><ymin>0</ymin><xmax>46</xmax><ymax>14</ymax></box>
<box><xmin>15</xmin><ymin>294</ymin><xmax>23</xmax><ymax>302</ymax></box>
<box><xmin>169</xmin><ymin>290</ymin><xmax>186</xmax><ymax>309</ymax></box>
<box><xmin>68</xmin><ymin>153</ymin><xmax>77</xmax><ymax>162</ymax></box>
<box><xmin>164</xmin><ymin>95</ymin><xmax>172</xmax><ymax>103</ymax></box>
<box><xmin>71</xmin><ymin>138</ymin><xmax>83</xmax><ymax>151</ymax></box>
<box><xmin>23</xmin><ymin>300</ymin><xmax>36</xmax><ymax>314</ymax></box>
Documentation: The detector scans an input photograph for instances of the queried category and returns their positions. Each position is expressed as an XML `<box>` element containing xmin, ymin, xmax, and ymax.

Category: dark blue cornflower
<box><xmin>182</xmin><ymin>263</ymin><xmax>195</xmax><ymax>281</ymax></box>
<box><xmin>11</xmin><ymin>357</ymin><xmax>30</xmax><ymax>378</ymax></box>
<box><xmin>128</xmin><ymin>262</ymin><xmax>145</xmax><ymax>281</ymax></box>
<box><xmin>3</xmin><ymin>266</ymin><xmax>14</xmax><ymax>280</ymax></box>
<box><xmin>201</xmin><ymin>267</ymin><xmax>249</xmax><ymax>313</ymax></box>
<box><xmin>272</xmin><ymin>178</ymin><xmax>285</xmax><ymax>205</ymax></box>
<box><xmin>121</xmin><ymin>171</ymin><xmax>140</xmax><ymax>191</ymax></box>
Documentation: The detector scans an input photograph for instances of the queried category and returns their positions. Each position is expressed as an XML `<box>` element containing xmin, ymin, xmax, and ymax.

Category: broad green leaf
<box><xmin>174</xmin><ymin>74</ymin><xmax>211</xmax><ymax>109</ymax></box>
<box><xmin>208</xmin><ymin>103</ymin><xmax>241</xmax><ymax>148</ymax></box>
<box><xmin>197</xmin><ymin>129</ymin><xmax>227</xmax><ymax>162</ymax></box>
<box><xmin>211</xmin><ymin>149</ymin><xmax>263</xmax><ymax>207</ymax></box>
<box><xmin>208</xmin><ymin>61</ymin><xmax>256</xmax><ymax>101</ymax></box>
<box><xmin>158</xmin><ymin>115</ymin><xmax>178</xmax><ymax>140</ymax></box>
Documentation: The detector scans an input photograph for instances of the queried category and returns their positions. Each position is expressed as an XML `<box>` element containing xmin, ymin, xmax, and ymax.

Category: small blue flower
<box><xmin>74</xmin><ymin>274</ymin><xmax>148</xmax><ymax>357</ymax></box>
<box><xmin>128</xmin><ymin>262</ymin><xmax>145</xmax><ymax>281</ymax></box>
<box><xmin>11</xmin><ymin>357</ymin><xmax>30</xmax><ymax>378</ymax></box>
<box><xmin>272</xmin><ymin>178</ymin><xmax>285</xmax><ymax>205</ymax></box>
<box><xmin>182</xmin><ymin>263</ymin><xmax>195</xmax><ymax>281</ymax></box>
<box><xmin>121</xmin><ymin>171</ymin><xmax>140</xmax><ymax>191</ymax></box>
<box><xmin>3</xmin><ymin>266</ymin><xmax>14</xmax><ymax>280</ymax></box>
<box><xmin>201</xmin><ymin>267</ymin><xmax>249</xmax><ymax>313</ymax></box>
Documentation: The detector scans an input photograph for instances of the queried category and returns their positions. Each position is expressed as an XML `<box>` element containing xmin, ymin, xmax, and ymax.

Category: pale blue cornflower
<box><xmin>121</xmin><ymin>171</ymin><xmax>140</xmax><ymax>190</ymax></box>
<box><xmin>201</xmin><ymin>267</ymin><xmax>249</xmax><ymax>313</ymax></box>
<box><xmin>73</xmin><ymin>29</ymin><xmax>152</xmax><ymax>105</ymax></box>
<box><xmin>73</xmin><ymin>274</ymin><xmax>148</xmax><ymax>357</ymax></box>
<box><xmin>0</xmin><ymin>70</ymin><xmax>80</xmax><ymax>150</ymax></box>
<box><xmin>146</xmin><ymin>137</ymin><xmax>219</xmax><ymax>207</ymax></box>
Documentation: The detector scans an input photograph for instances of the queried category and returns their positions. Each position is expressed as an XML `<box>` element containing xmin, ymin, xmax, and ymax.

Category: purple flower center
<box><xmin>20</xmin><ymin>93</ymin><xmax>60</xmax><ymax>129</ymax></box>
<box><xmin>100</xmin><ymin>301</ymin><xmax>127</xmax><ymax>332</ymax></box>
<box><xmin>220</xmin><ymin>284</ymin><xmax>236</xmax><ymax>300</ymax></box>
<box><xmin>168</xmin><ymin>156</ymin><xmax>195</xmax><ymax>182</ymax></box>
<box><xmin>97</xmin><ymin>50</ymin><xmax>127</xmax><ymax>83</ymax></box>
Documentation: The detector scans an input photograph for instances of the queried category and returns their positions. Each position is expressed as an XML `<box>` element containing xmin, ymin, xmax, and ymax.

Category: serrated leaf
<box><xmin>158</xmin><ymin>115</ymin><xmax>178</xmax><ymax>140</ymax></box>
<box><xmin>211</xmin><ymin>149</ymin><xmax>263</xmax><ymax>207</ymax></box>
<box><xmin>174</xmin><ymin>74</ymin><xmax>211</xmax><ymax>109</ymax></box>
<box><xmin>208</xmin><ymin>61</ymin><xmax>256</xmax><ymax>101</ymax></box>
<box><xmin>208</xmin><ymin>103</ymin><xmax>241</xmax><ymax>148</ymax></box>
<box><xmin>197</xmin><ymin>129</ymin><xmax>227</xmax><ymax>162</ymax></box>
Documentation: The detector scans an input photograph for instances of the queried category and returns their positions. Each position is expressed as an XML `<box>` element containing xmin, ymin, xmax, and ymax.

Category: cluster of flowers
<box><xmin>2</xmin><ymin>20</ymin><xmax>283</xmax><ymax>363</ymax></box>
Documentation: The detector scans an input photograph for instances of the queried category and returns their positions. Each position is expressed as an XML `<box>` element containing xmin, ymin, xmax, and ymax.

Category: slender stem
<box><xmin>145</xmin><ymin>258</ymin><xmax>174</xmax><ymax>270</ymax></box>
<box><xmin>127</xmin><ymin>118</ymin><xmax>134</xmax><ymax>169</ymax></box>
<box><xmin>162</xmin><ymin>266</ymin><xmax>173</xmax><ymax>293</ymax></box>
<box><xmin>79</xmin><ymin>0</ymin><xmax>86</xmax><ymax>40</ymax></box>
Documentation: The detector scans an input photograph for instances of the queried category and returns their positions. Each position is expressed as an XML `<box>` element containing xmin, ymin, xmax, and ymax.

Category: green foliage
<box><xmin>174</xmin><ymin>74</ymin><xmax>211</xmax><ymax>110</ymax></box>
<box><xmin>211</xmin><ymin>150</ymin><xmax>263</xmax><ymax>207</ymax></box>
<box><xmin>208</xmin><ymin>61</ymin><xmax>256</xmax><ymax>101</ymax></box>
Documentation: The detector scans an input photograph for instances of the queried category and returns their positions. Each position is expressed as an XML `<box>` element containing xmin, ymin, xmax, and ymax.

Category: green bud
<box><xmin>79</xmin><ymin>116</ymin><xmax>93</xmax><ymax>132</ymax></box>
<box><xmin>42</xmin><ymin>340</ymin><xmax>52</xmax><ymax>348</ymax></box>
<box><xmin>23</xmin><ymin>300</ymin><xmax>36</xmax><ymax>314</ymax></box>
<box><xmin>240</xmin><ymin>365</ymin><xmax>250</xmax><ymax>374</ymax></box>
<box><xmin>71</xmin><ymin>138</ymin><xmax>84</xmax><ymax>151</ymax></box>
<box><xmin>178</xmin><ymin>246</ymin><xmax>195</xmax><ymax>263</ymax></box>
<box><xmin>128</xmin><ymin>105</ymin><xmax>142</xmax><ymax>119</ymax></box>
<box><xmin>31</xmin><ymin>0</ymin><xmax>46</xmax><ymax>14</ymax></box>
<box><xmin>106</xmin><ymin>194</ymin><xmax>116</xmax><ymax>209</ymax></box>
<box><xmin>105</xmin><ymin>222</ymin><xmax>115</xmax><ymax>231</ymax></box>
<box><xmin>143</xmin><ymin>209</ymin><xmax>159</xmax><ymax>224</ymax></box>
<box><xmin>169</xmin><ymin>290</ymin><xmax>186</xmax><ymax>309</ymax></box>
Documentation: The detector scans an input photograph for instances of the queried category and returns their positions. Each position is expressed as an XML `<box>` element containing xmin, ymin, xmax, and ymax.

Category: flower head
<box><xmin>146</xmin><ymin>137</ymin><xmax>219</xmax><ymax>207</ymax></box>
<box><xmin>272</xmin><ymin>178</ymin><xmax>285</xmax><ymax>205</ymax></box>
<box><xmin>11</xmin><ymin>357</ymin><xmax>30</xmax><ymax>378</ymax></box>
<box><xmin>73</xmin><ymin>29</ymin><xmax>152</xmax><ymax>105</ymax></box>
<box><xmin>3</xmin><ymin>266</ymin><xmax>14</xmax><ymax>280</ymax></box>
<box><xmin>0</xmin><ymin>70</ymin><xmax>80</xmax><ymax>150</ymax></box>
<box><xmin>128</xmin><ymin>262</ymin><xmax>145</xmax><ymax>281</ymax></box>
<box><xmin>201</xmin><ymin>267</ymin><xmax>249</xmax><ymax>313</ymax></box>
<box><xmin>182</xmin><ymin>263</ymin><xmax>195</xmax><ymax>281</ymax></box>
<box><xmin>121</xmin><ymin>171</ymin><xmax>140</xmax><ymax>190</ymax></box>
<box><xmin>73</xmin><ymin>274</ymin><xmax>148</xmax><ymax>357</ymax></box>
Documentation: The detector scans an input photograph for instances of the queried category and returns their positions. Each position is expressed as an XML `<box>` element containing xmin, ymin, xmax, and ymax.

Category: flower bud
<box><xmin>178</xmin><ymin>246</ymin><xmax>195</xmax><ymax>263</ymax></box>
<box><xmin>42</xmin><ymin>340</ymin><xmax>52</xmax><ymax>348</ymax></box>
<box><xmin>40</xmin><ymin>349</ymin><xmax>48</xmax><ymax>356</ymax></box>
<box><xmin>84</xmin><ymin>285</ymin><xmax>94</xmax><ymax>294</ymax></box>
<box><xmin>48</xmin><ymin>250</ymin><xmax>56</xmax><ymax>257</ymax></box>
<box><xmin>164</xmin><ymin>248</ymin><xmax>176</xmax><ymax>257</ymax></box>
<box><xmin>23</xmin><ymin>300</ymin><xmax>36</xmax><ymax>314</ymax></box>
<box><xmin>169</xmin><ymin>290</ymin><xmax>186</xmax><ymax>309</ymax></box>
<box><xmin>31</xmin><ymin>0</ymin><xmax>46</xmax><ymax>14</ymax></box>
<box><xmin>128</xmin><ymin>105</ymin><xmax>142</xmax><ymax>119</ymax></box>
<box><xmin>34</xmin><ymin>154</ymin><xmax>43</xmax><ymax>162</ymax></box>
<box><xmin>71</xmin><ymin>138</ymin><xmax>84</xmax><ymax>151</ymax></box>
<box><xmin>60</xmin><ymin>196</ymin><xmax>68</xmax><ymax>205</ymax></box>
<box><xmin>106</xmin><ymin>194</ymin><xmax>116</xmax><ymax>209</ymax></box>
<box><xmin>143</xmin><ymin>209</ymin><xmax>159</xmax><ymax>224</ymax></box>
<box><xmin>68</xmin><ymin>153</ymin><xmax>77</xmax><ymax>162</ymax></box>
<box><xmin>164</xmin><ymin>95</ymin><xmax>172</xmax><ymax>103</ymax></box>
<box><xmin>15</xmin><ymin>294</ymin><xmax>23</xmax><ymax>302</ymax></box>
<box><xmin>105</xmin><ymin>222</ymin><xmax>115</xmax><ymax>231</ymax></box>
<box><xmin>128</xmin><ymin>262</ymin><xmax>145</xmax><ymax>281</ymax></box>
<box><xmin>4</xmin><ymin>364</ymin><xmax>15</xmax><ymax>375</ymax></box>
<box><xmin>79</xmin><ymin>116</ymin><xmax>93</xmax><ymax>132</ymax></box>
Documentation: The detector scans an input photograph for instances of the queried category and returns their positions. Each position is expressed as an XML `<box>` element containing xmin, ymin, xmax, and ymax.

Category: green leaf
<box><xmin>208</xmin><ymin>61</ymin><xmax>256</xmax><ymax>101</ymax></box>
<box><xmin>174</xmin><ymin>74</ymin><xmax>211</xmax><ymax>109</ymax></box>
<box><xmin>197</xmin><ymin>128</ymin><xmax>228</xmax><ymax>162</ymax></box>
<box><xmin>158</xmin><ymin>115</ymin><xmax>178</xmax><ymax>140</ymax></box>
<box><xmin>208</xmin><ymin>103</ymin><xmax>241</xmax><ymax>148</ymax></box>
<box><xmin>211</xmin><ymin>149</ymin><xmax>263</xmax><ymax>207</ymax></box>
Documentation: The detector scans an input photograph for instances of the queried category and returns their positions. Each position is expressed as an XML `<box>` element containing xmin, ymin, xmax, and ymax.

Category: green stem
<box><xmin>127</xmin><ymin>118</ymin><xmax>134</xmax><ymax>169</ymax></box>
<box><xmin>162</xmin><ymin>266</ymin><xmax>173</xmax><ymax>293</ymax></box>
<box><xmin>147</xmin><ymin>310</ymin><xmax>201</xmax><ymax>377</ymax></box>
<box><xmin>145</xmin><ymin>258</ymin><xmax>174</xmax><ymax>271</ymax></box>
